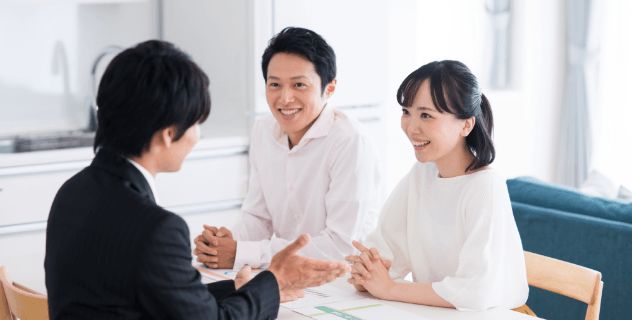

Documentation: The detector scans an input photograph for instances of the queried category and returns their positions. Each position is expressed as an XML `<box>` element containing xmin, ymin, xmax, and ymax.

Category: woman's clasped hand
<box><xmin>345</xmin><ymin>240</ymin><xmax>394</xmax><ymax>299</ymax></box>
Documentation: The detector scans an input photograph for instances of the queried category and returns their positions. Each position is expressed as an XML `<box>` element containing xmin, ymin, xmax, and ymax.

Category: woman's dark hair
<box><xmin>261</xmin><ymin>27</ymin><xmax>336</xmax><ymax>94</ymax></box>
<box><xmin>95</xmin><ymin>40</ymin><xmax>211</xmax><ymax>157</ymax></box>
<box><xmin>397</xmin><ymin>60</ymin><xmax>495</xmax><ymax>172</ymax></box>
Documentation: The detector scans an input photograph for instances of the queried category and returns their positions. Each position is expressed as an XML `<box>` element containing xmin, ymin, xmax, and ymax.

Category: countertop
<box><xmin>0</xmin><ymin>135</ymin><xmax>249</xmax><ymax>169</ymax></box>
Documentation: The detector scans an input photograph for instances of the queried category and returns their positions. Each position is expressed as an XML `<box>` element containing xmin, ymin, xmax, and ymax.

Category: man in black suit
<box><xmin>44</xmin><ymin>40</ymin><xmax>350</xmax><ymax>319</ymax></box>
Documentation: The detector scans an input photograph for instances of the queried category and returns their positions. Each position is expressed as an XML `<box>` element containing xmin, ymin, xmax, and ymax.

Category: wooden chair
<box><xmin>512</xmin><ymin>251</ymin><xmax>604</xmax><ymax>320</ymax></box>
<box><xmin>0</xmin><ymin>266</ymin><xmax>49</xmax><ymax>320</ymax></box>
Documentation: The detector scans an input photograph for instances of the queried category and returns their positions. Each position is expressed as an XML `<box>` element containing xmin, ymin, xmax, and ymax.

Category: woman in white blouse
<box><xmin>346</xmin><ymin>60</ymin><xmax>529</xmax><ymax>311</ymax></box>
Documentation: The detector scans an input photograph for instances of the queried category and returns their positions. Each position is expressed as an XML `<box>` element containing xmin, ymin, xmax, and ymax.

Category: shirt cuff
<box><xmin>234</xmin><ymin>241</ymin><xmax>261</xmax><ymax>270</ymax></box>
<box><xmin>260</xmin><ymin>239</ymin><xmax>272</xmax><ymax>268</ymax></box>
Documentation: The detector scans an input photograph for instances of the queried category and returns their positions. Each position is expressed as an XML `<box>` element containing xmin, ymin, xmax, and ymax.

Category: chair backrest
<box><xmin>524</xmin><ymin>251</ymin><xmax>604</xmax><ymax>320</ymax></box>
<box><xmin>0</xmin><ymin>266</ymin><xmax>49</xmax><ymax>320</ymax></box>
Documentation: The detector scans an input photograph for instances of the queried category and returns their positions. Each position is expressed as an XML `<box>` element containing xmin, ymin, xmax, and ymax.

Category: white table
<box><xmin>202</xmin><ymin>276</ymin><xmax>542</xmax><ymax>320</ymax></box>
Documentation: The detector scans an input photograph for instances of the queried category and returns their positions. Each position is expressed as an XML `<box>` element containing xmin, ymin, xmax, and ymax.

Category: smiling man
<box><xmin>194</xmin><ymin>27</ymin><xmax>382</xmax><ymax>270</ymax></box>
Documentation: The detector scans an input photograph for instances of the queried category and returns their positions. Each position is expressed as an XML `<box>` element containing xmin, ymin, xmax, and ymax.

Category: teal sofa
<box><xmin>507</xmin><ymin>177</ymin><xmax>632</xmax><ymax>320</ymax></box>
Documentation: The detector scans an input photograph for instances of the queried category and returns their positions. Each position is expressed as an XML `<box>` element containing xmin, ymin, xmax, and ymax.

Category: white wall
<box><xmin>384</xmin><ymin>1</ymin><xmax>419</xmax><ymax>193</ymax></box>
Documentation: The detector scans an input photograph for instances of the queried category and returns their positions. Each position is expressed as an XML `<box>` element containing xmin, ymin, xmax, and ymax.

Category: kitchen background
<box><xmin>1</xmin><ymin>0</ymin><xmax>630</xmax><ymax>296</ymax></box>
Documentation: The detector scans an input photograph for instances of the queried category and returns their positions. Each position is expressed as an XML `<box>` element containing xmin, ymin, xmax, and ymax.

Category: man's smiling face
<box><xmin>265</xmin><ymin>52</ymin><xmax>335</xmax><ymax>145</ymax></box>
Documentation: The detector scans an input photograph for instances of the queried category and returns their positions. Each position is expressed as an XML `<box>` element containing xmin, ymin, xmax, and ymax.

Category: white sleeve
<box><xmin>364</xmin><ymin>173</ymin><xmax>412</xmax><ymax>280</ymax></box>
<box><xmin>231</xmin><ymin>121</ymin><xmax>274</xmax><ymax>243</ymax></box>
<box><xmin>266</xmin><ymin>134</ymin><xmax>382</xmax><ymax>264</ymax></box>
<box><xmin>233</xmin><ymin>241</ymin><xmax>261</xmax><ymax>269</ymax></box>
<box><xmin>431</xmin><ymin>174</ymin><xmax>519</xmax><ymax>311</ymax></box>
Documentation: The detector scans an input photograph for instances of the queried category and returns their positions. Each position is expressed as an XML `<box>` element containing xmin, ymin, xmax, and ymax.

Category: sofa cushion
<box><xmin>507</xmin><ymin>176</ymin><xmax>632</xmax><ymax>224</ymax></box>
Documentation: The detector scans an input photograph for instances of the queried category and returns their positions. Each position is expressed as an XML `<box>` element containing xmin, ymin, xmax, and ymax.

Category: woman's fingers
<box><xmin>354</xmin><ymin>262</ymin><xmax>371</xmax><ymax>280</ymax></box>
<box><xmin>359</xmin><ymin>251</ymin><xmax>373</xmax><ymax>271</ymax></box>
<box><xmin>352</xmin><ymin>273</ymin><xmax>365</xmax><ymax>284</ymax></box>
<box><xmin>383</xmin><ymin>259</ymin><xmax>392</xmax><ymax>271</ymax></box>
<box><xmin>345</xmin><ymin>255</ymin><xmax>364</xmax><ymax>265</ymax></box>
<box><xmin>369</xmin><ymin>247</ymin><xmax>381</xmax><ymax>261</ymax></box>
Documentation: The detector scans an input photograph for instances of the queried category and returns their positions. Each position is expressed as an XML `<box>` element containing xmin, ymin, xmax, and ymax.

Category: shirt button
<box><xmin>289</xmin><ymin>185</ymin><xmax>293</xmax><ymax>191</ymax></box>
<box><xmin>296</xmin><ymin>214</ymin><xmax>301</xmax><ymax>219</ymax></box>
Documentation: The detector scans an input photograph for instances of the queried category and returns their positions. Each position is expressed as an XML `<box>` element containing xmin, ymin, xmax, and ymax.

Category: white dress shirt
<box><xmin>230</xmin><ymin>106</ymin><xmax>382</xmax><ymax>269</ymax></box>
<box><xmin>126</xmin><ymin>158</ymin><xmax>160</xmax><ymax>205</ymax></box>
<box><xmin>365</xmin><ymin>162</ymin><xmax>529</xmax><ymax>311</ymax></box>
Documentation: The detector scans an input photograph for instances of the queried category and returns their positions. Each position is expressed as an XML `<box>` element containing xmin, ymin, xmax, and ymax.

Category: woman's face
<box><xmin>401</xmin><ymin>80</ymin><xmax>470</xmax><ymax>165</ymax></box>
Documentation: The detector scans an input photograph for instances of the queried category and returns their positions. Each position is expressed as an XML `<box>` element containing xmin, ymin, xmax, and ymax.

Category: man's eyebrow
<box><xmin>267</xmin><ymin>75</ymin><xmax>308</xmax><ymax>80</ymax></box>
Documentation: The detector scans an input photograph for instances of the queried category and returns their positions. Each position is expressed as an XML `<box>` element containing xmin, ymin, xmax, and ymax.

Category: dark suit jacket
<box><xmin>45</xmin><ymin>149</ymin><xmax>280</xmax><ymax>319</ymax></box>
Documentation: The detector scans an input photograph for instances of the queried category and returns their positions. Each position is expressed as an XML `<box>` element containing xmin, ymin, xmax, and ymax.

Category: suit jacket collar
<box><xmin>90</xmin><ymin>148</ymin><xmax>156</xmax><ymax>204</ymax></box>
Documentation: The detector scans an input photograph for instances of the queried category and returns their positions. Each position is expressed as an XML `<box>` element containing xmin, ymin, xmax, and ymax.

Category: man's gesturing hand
<box><xmin>234</xmin><ymin>265</ymin><xmax>254</xmax><ymax>290</ymax></box>
<box><xmin>267</xmin><ymin>234</ymin><xmax>351</xmax><ymax>292</ymax></box>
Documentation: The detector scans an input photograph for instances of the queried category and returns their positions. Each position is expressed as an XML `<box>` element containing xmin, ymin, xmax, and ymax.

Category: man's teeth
<box><xmin>280</xmin><ymin>109</ymin><xmax>300</xmax><ymax>115</ymax></box>
<box><xmin>412</xmin><ymin>141</ymin><xmax>430</xmax><ymax>147</ymax></box>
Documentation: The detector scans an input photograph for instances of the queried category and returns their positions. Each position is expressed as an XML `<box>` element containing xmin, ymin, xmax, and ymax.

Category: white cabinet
<box><xmin>0</xmin><ymin>162</ymin><xmax>89</xmax><ymax>226</ymax></box>
<box><xmin>156</xmin><ymin>149</ymin><xmax>249</xmax><ymax>208</ymax></box>
<box><xmin>0</xmin><ymin>231</ymin><xmax>48</xmax><ymax>294</ymax></box>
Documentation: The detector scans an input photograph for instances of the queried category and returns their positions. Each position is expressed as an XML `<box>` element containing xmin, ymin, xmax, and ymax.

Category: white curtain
<box><xmin>592</xmin><ymin>0</ymin><xmax>632</xmax><ymax>190</ymax></box>
<box><xmin>556</xmin><ymin>0</ymin><xmax>603</xmax><ymax>187</ymax></box>
<box><xmin>485</xmin><ymin>0</ymin><xmax>511</xmax><ymax>88</ymax></box>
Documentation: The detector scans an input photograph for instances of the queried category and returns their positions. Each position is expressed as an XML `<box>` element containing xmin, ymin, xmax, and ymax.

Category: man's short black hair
<box><xmin>94</xmin><ymin>40</ymin><xmax>211</xmax><ymax>157</ymax></box>
<box><xmin>261</xmin><ymin>27</ymin><xmax>336</xmax><ymax>94</ymax></box>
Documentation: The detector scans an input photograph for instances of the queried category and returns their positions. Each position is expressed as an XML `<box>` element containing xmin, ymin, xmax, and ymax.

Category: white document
<box><xmin>281</xmin><ymin>284</ymin><xmax>365</xmax><ymax>309</ymax></box>
<box><xmin>292</xmin><ymin>298</ymin><xmax>430</xmax><ymax>320</ymax></box>
<box><xmin>192</xmin><ymin>263</ymin><xmax>264</xmax><ymax>282</ymax></box>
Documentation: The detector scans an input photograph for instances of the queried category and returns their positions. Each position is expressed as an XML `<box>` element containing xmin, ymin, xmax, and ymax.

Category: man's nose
<box><xmin>280</xmin><ymin>87</ymin><xmax>294</xmax><ymax>105</ymax></box>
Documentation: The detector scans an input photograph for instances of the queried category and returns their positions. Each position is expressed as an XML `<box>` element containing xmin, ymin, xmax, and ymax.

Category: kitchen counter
<box><xmin>0</xmin><ymin>135</ymin><xmax>250</xmax><ymax>169</ymax></box>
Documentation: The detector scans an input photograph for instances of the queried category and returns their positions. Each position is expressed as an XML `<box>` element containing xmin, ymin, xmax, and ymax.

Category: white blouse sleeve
<box><xmin>364</xmin><ymin>173</ymin><xmax>412</xmax><ymax>280</ymax></box>
<box><xmin>431</xmin><ymin>173</ymin><xmax>525</xmax><ymax>311</ymax></box>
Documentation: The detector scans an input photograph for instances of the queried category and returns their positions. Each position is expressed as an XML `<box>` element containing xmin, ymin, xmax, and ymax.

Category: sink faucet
<box><xmin>52</xmin><ymin>41</ymin><xmax>73</xmax><ymax>123</ymax></box>
<box><xmin>86</xmin><ymin>46</ymin><xmax>123</xmax><ymax>132</ymax></box>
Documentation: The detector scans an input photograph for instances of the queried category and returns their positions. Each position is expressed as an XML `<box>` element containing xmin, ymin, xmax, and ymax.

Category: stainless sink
<box><xmin>0</xmin><ymin>130</ymin><xmax>95</xmax><ymax>153</ymax></box>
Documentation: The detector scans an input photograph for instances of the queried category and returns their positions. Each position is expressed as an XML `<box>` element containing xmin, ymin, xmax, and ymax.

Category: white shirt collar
<box><xmin>126</xmin><ymin>158</ymin><xmax>160</xmax><ymax>205</ymax></box>
<box><xmin>270</xmin><ymin>104</ymin><xmax>336</xmax><ymax>151</ymax></box>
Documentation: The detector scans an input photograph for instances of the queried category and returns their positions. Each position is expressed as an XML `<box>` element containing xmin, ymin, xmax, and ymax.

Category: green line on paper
<box><xmin>340</xmin><ymin>303</ymin><xmax>382</xmax><ymax>311</ymax></box>
<box><xmin>313</xmin><ymin>306</ymin><xmax>363</xmax><ymax>320</ymax></box>
<box><xmin>308</xmin><ymin>303</ymin><xmax>383</xmax><ymax>317</ymax></box>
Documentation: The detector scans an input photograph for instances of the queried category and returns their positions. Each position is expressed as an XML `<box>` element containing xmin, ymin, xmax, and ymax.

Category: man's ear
<box><xmin>461</xmin><ymin>117</ymin><xmax>475</xmax><ymax>137</ymax></box>
<box><xmin>157</xmin><ymin>126</ymin><xmax>177</xmax><ymax>148</ymax></box>
<box><xmin>323</xmin><ymin>79</ymin><xmax>337</xmax><ymax>100</ymax></box>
